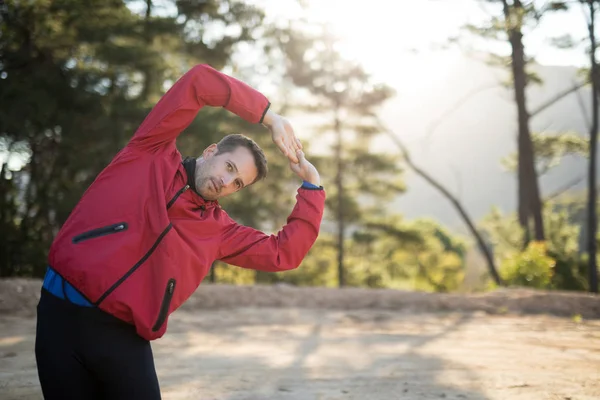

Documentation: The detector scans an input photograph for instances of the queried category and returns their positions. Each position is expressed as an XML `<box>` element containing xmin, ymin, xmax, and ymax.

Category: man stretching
<box><xmin>35</xmin><ymin>64</ymin><xmax>325</xmax><ymax>399</ymax></box>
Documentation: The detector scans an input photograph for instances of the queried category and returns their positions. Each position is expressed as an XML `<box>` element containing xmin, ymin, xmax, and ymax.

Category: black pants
<box><xmin>35</xmin><ymin>289</ymin><xmax>161</xmax><ymax>400</ymax></box>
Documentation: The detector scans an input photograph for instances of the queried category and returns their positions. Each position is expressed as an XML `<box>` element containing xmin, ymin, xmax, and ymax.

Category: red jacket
<box><xmin>48</xmin><ymin>65</ymin><xmax>326</xmax><ymax>340</ymax></box>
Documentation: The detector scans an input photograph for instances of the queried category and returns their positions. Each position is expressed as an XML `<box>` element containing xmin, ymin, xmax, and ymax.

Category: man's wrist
<box><xmin>261</xmin><ymin>109</ymin><xmax>278</xmax><ymax>128</ymax></box>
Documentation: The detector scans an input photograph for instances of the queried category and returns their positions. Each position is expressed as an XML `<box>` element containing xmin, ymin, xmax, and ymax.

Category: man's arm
<box><xmin>217</xmin><ymin>187</ymin><xmax>325</xmax><ymax>272</ymax></box>
<box><xmin>128</xmin><ymin>64</ymin><xmax>270</xmax><ymax>152</ymax></box>
<box><xmin>217</xmin><ymin>150</ymin><xmax>324</xmax><ymax>271</ymax></box>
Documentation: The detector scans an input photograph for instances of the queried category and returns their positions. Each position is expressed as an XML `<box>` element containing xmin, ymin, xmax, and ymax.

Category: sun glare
<box><xmin>254</xmin><ymin>0</ymin><xmax>587</xmax><ymax>88</ymax></box>
<box><xmin>300</xmin><ymin>0</ymin><xmax>468</xmax><ymax>88</ymax></box>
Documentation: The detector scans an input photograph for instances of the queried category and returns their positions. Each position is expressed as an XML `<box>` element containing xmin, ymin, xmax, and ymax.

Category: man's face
<box><xmin>195</xmin><ymin>144</ymin><xmax>258</xmax><ymax>201</ymax></box>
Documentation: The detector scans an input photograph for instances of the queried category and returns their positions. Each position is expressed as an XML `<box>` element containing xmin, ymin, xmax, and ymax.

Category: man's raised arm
<box><xmin>128</xmin><ymin>64</ymin><xmax>270</xmax><ymax>152</ymax></box>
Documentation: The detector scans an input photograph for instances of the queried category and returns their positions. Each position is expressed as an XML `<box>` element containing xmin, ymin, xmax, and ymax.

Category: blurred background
<box><xmin>1</xmin><ymin>0</ymin><xmax>598</xmax><ymax>294</ymax></box>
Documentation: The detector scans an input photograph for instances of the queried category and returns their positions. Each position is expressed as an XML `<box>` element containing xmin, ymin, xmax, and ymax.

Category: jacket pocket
<box><xmin>152</xmin><ymin>278</ymin><xmax>176</xmax><ymax>332</ymax></box>
<box><xmin>72</xmin><ymin>222</ymin><xmax>128</xmax><ymax>244</ymax></box>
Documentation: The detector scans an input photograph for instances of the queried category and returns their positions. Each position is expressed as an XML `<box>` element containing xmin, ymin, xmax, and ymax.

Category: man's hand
<box><xmin>262</xmin><ymin>109</ymin><xmax>302</xmax><ymax>164</ymax></box>
<box><xmin>289</xmin><ymin>150</ymin><xmax>320</xmax><ymax>187</ymax></box>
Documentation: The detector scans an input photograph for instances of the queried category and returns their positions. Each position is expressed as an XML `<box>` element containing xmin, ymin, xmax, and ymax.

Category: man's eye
<box><xmin>227</xmin><ymin>163</ymin><xmax>233</xmax><ymax>171</ymax></box>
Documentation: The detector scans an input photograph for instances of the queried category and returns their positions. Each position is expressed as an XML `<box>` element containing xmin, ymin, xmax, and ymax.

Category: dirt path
<box><xmin>1</xmin><ymin>308</ymin><xmax>599</xmax><ymax>400</ymax></box>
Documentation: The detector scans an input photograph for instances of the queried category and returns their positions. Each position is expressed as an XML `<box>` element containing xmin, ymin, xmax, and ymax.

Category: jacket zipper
<box><xmin>72</xmin><ymin>222</ymin><xmax>128</xmax><ymax>244</ymax></box>
<box><xmin>166</xmin><ymin>184</ymin><xmax>189</xmax><ymax>209</ymax></box>
<box><xmin>152</xmin><ymin>278</ymin><xmax>176</xmax><ymax>332</ymax></box>
<box><xmin>95</xmin><ymin>223</ymin><xmax>173</xmax><ymax>306</ymax></box>
<box><xmin>95</xmin><ymin>184</ymin><xmax>188</xmax><ymax>306</ymax></box>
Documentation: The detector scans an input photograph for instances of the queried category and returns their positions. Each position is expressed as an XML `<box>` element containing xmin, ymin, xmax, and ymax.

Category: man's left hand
<box><xmin>262</xmin><ymin>110</ymin><xmax>302</xmax><ymax>164</ymax></box>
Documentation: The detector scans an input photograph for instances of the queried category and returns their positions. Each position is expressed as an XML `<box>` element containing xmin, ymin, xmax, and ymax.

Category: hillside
<box><xmin>378</xmin><ymin>57</ymin><xmax>591</xmax><ymax>230</ymax></box>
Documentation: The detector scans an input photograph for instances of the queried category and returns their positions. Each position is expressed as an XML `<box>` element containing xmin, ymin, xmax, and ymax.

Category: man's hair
<box><xmin>216</xmin><ymin>134</ymin><xmax>268</xmax><ymax>184</ymax></box>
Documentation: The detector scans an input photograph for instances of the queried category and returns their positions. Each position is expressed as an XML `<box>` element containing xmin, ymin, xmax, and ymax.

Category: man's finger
<box><xmin>285</xmin><ymin>143</ymin><xmax>299</xmax><ymax>163</ymax></box>
<box><xmin>288</xmin><ymin>152</ymin><xmax>299</xmax><ymax>163</ymax></box>
<box><xmin>277</xmin><ymin>138</ymin><xmax>288</xmax><ymax>155</ymax></box>
<box><xmin>288</xmin><ymin>133</ymin><xmax>299</xmax><ymax>150</ymax></box>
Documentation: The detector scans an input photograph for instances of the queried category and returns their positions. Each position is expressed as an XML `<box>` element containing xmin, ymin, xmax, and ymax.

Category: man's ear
<box><xmin>202</xmin><ymin>144</ymin><xmax>218</xmax><ymax>159</ymax></box>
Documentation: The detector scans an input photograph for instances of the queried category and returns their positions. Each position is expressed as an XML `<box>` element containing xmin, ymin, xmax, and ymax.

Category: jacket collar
<box><xmin>182</xmin><ymin>157</ymin><xmax>199</xmax><ymax>193</ymax></box>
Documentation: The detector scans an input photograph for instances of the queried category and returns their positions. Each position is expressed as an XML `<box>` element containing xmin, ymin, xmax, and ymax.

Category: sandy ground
<box><xmin>1</xmin><ymin>279</ymin><xmax>600</xmax><ymax>400</ymax></box>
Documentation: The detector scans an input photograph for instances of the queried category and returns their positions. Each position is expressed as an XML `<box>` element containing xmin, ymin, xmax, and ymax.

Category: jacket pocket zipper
<box><xmin>152</xmin><ymin>278</ymin><xmax>176</xmax><ymax>332</ymax></box>
<box><xmin>72</xmin><ymin>222</ymin><xmax>128</xmax><ymax>244</ymax></box>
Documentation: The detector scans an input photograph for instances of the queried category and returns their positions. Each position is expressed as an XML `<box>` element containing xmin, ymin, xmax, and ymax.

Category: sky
<box><xmin>251</xmin><ymin>0</ymin><xmax>589</xmax><ymax>91</ymax></box>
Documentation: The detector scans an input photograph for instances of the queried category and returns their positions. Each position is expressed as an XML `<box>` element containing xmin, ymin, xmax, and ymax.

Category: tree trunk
<box><xmin>334</xmin><ymin>106</ymin><xmax>345</xmax><ymax>287</ymax></box>
<box><xmin>141</xmin><ymin>0</ymin><xmax>159</xmax><ymax>101</ymax></box>
<box><xmin>503</xmin><ymin>0</ymin><xmax>545</xmax><ymax>244</ymax></box>
<box><xmin>587</xmin><ymin>0</ymin><xmax>598</xmax><ymax>293</ymax></box>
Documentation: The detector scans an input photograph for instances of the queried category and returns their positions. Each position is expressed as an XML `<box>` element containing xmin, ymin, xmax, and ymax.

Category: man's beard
<box><xmin>195</xmin><ymin>174</ymin><xmax>219</xmax><ymax>200</ymax></box>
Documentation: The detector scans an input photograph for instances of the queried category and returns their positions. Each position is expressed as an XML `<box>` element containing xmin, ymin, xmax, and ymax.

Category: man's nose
<box><xmin>222</xmin><ymin>174</ymin><xmax>235</xmax><ymax>187</ymax></box>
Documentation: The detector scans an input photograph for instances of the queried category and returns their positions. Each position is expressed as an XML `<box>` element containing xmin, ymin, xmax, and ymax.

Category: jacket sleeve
<box><xmin>128</xmin><ymin>64</ymin><xmax>270</xmax><ymax>152</ymax></box>
<box><xmin>217</xmin><ymin>188</ymin><xmax>326</xmax><ymax>271</ymax></box>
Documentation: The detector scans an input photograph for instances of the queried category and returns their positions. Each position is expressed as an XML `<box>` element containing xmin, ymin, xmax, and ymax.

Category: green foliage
<box><xmin>281</xmin><ymin>236</ymin><xmax>339</xmax><ymax>287</ymax></box>
<box><xmin>502</xmin><ymin>132</ymin><xmax>589</xmax><ymax>175</ymax></box>
<box><xmin>225</xmin><ymin>215</ymin><xmax>467</xmax><ymax>292</ymax></box>
<box><xmin>500</xmin><ymin>241</ymin><xmax>555</xmax><ymax>288</ymax></box>
<box><xmin>482</xmin><ymin>198</ymin><xmax>593</xmax><ymax>291</ymax></box>
<box><xmin>208</xmin><ymin>261</ymin><xmax>256</xmax><ymax>285</ymax></box>
<box><xmin>341</xmin><ymin>217</ymin><xmax>466</xmax><ymax>291</ymax></box>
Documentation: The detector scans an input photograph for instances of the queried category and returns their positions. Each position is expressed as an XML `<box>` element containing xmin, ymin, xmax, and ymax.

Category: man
<box><xmin>35</xmin><ymin>64</ymin><xmax>325</xmax><ymax>399</ymax></box>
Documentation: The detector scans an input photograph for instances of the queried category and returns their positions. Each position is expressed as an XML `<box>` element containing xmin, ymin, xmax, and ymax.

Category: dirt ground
<box><xmin>1</xmin><ymin>279</ymin><xmax>600</xmax><ymax>400</ymax></box>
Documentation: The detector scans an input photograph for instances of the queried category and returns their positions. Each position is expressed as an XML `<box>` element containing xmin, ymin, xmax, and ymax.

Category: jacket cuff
<box><xmin>301</xmin><ymin>181</ymin><xmax>323</xmax><ymax>190</ymax></box>
<box><xmin>259</xmin><ymin>102</ymin><xmax>271</xmax><ymax>124</ymax></box>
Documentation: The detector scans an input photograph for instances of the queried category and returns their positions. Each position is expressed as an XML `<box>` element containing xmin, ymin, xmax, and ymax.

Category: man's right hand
<box><xmin>262</xmin><ymin>110</ymin><xmax>302</xmax><ymax>164</ymax></box>
<box><xmin>289</xmin><ymin>150</ymin><xmax>320</xmax><ymax>187</ymax></box>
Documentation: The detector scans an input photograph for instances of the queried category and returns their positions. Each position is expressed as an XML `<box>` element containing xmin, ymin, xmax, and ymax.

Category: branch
<box><xmin>544</xmin><ymin>175</ymin><xmax>586</xmax><ymax>202</ymax></box>
<box><xmin>380</xmin><ymin>120</ymin><xmax>504</xmax><ymax>286</ymax></box>
<box><xmin>530</xmin><ymin>79</ymin><xmax>589</xmax><ymax>117</ymax></box>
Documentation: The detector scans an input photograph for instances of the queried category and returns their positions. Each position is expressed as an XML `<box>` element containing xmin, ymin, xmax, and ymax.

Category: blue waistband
<box><xmin>42</xmin><ymin>266</ymin><xmax>94</xmax><ymax>307</ymax></box>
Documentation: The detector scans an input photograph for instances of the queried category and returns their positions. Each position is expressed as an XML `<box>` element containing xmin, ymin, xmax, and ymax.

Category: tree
<box><xmin>501</xmin><ymin>132</ymin><xmax>589</xmax><ymax>177</ymax></box>
<box><xmin>530</xmin><ymin>0</ymin><xmax>600</xmax><ymax>293</ymax></box>
<box><xmin>464</xmin><ymin>0</ymin><xmax>570</xmax><ymax>245</ymax></box>
<box><xmin>0</xmin><ymin>0</ymin><xmax>290</xmax><ymax>278</ymax></box>
<box><xmin>501</xmin><ymin>0</ymin><xmax>544</xmax><ymax>244</ymax></box>
<box><xmin>277</xmin><ymin>24</ymin><xmax>402</xmax><ymax>287</ymax></box>
<box><xmin>582</xmin><ymin>0</ymin><xmax>599</xmax><ymax>293</ymax></box>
